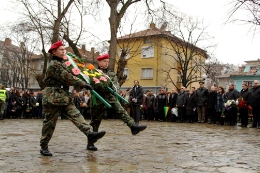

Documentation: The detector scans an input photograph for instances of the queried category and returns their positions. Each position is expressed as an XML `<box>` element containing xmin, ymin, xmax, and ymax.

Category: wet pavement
<box><xmin>1</xmin><ymin>119</ymin><xmax>260</xmax><ymax>173</ymax></box>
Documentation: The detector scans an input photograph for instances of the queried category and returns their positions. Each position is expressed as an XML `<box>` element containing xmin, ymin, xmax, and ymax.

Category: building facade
<box><xmin>116</xmin><ymin>23</ymin><xmax>208</xmax><ymax>94</ymax></box>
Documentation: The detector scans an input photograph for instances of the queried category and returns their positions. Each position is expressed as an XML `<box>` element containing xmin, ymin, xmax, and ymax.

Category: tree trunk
<box><xmin>116</xmin><ymin>49</ymin><xmax>128</xmax><ymax>86</ymax></box>
<box><xmin>108</xmin><ymin>2</ymin><xmax>119</xmax><ymax>71</ymax></box>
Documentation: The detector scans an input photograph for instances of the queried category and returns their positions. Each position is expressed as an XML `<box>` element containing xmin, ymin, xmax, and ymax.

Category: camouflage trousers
<box><xmin>40</xmin><ymin>103</ymin><xmax>92</xmax><ymax>148</ymax></box>
<box><xmin>90</xmin><ymin>93</ymin><xmax>135</xmax><ymax>132</ymax></box>
<box><xmin>0</xmin><ymin>100</ymin><xmax>5</xmax><ymax>118</ymax></box>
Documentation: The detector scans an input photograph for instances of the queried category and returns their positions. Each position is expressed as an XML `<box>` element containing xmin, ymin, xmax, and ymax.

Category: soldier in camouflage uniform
<box><xmin>0</xmin><ymin>84</ymin><xmax>7</xmax><ymax>120</ymax></box>
<box><xmin>40</xmin><ymin>41</ymin><xmax>106</xmax><ymax>156</ymax></box>
<box><xmin>88</xmin><ymin>54</ymin><xmax>147</xmax><ymax>151</ymax></box>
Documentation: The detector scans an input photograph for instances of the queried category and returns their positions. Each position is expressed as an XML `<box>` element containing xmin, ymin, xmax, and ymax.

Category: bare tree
<box><xmin>14</xmin><ymin>0</ymin><xmax>86</xmax><ymax>89</ymax></box>
<box><xmin>228</xmin><ymin>0</ymin><xmax>260</xmax><ymax>33</ymax></box>
<box><xmin>160</xmin><ymin>15</ymin><xmax>214</xmax><ymax>89</ymax></box>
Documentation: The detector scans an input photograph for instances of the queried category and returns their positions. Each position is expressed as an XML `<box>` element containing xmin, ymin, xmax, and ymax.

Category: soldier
<box><xmin>89</xmin><ymin>54</ymin><xmax>147</xmax><ymax>151</ymax></box>
<box><xmin>40</xmin><ymin>41</ymin><xmax>106</xmax><ymax>156</ymax></box>
<box><xmin>0</xmin><ymin>83</ymin><xmax>7</xmax><ymax>120</ymax></box>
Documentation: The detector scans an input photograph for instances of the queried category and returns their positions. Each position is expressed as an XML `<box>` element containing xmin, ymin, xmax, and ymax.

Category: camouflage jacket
<box><xmin>44</xmin><ymin>56</ymin><xmax>86</xmax><ymax>88</ymax></box>
<box><xmin>99</xmin><ymin>68</ymin><xmax>120</xmax><ymax>91</ymax></box>
<box><xmin>43</xmin><ymin>56</ymin><xmax>87</xmax><ymax>106</ymax></box>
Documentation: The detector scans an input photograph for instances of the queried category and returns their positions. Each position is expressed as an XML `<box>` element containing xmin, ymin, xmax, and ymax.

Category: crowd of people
<box><xmin>1</xmin><ymin>79</ymin><xmax>259</xmax><ymax>130</ymax></box>
<box><xmin>119</xmin><ymin>80</ymin><xmax>260</xmax><ymax>128</ymax></box>
<box><xmin>0</xmin><ymin>87</ymin><xmax>43</xmax><ymax>119</ymax></box>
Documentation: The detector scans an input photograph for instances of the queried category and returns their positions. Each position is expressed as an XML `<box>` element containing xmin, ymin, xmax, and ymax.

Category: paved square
<box><xmin>0</xmin><ymin>119</ymin><xmax>260</xmax><ymax>173</ymax></box>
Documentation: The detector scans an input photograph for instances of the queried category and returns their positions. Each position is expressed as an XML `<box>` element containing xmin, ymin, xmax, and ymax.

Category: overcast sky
<box><xmin>0</xmin><ymin>0</ymin><xmax>259</xmax><ymax>65</ymax></box>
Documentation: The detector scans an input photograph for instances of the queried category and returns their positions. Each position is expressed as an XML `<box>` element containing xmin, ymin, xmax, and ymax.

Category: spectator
<box><xmin>155</xmin><ymin>88</ymin><xmax>167</xmax><ymax>122</ymax></box>
<box><xmin>185</xmin><ymin>89</ymin><xmax>196</xmax><ymax>123</ymax></box>
<box><xmin>36</xmin><ymin>90</ymin><xmax>43</xmax><ymax>119</ymax></box>
<box><xmin>176</xmin><ymin>86</ymin><xmax>188</xmax><ymax>123</ymax></box>
<box><xmin>215</xmin><ymin>86</ymin><xmax>226</xmax><ymax>125</ymax></box>
<box><xmin>16</xmin><ymin>91</ymin><xmax>25</xmax><ymax>118</ymax></box>
<box><xmin>145</xmin><ymin>90</ymin><xmax>156</xmax><ymax>121</ymax></box>
<box><xmin>122</xmin><ymin>88</ymin><xmax>131</xmax><ymax>117</ymax></box>
<box><xmin>225</xmin><ymin>83</ymin><xmax>239</xmax><ymax>126</ymax></box>
<box><xmin>129</xmin><ymin>80</ymin><xmax>144</xmax><ymax>124</ymax></box>
<box><xmin>168</xmin><ymin>89</ymin><xmax>178</xmax><ymax>122</ymax></box>
<box><xmin>239</xmin><ymin>83</ymin><xmax>250</xmax><ymax>127</ymax></box>
<box><xmin>195</xmin><ymin>81</ymin><xmax>208</xmax><ymax>123</ymax></box>
<box><xmin>208</xmin><ymin>86</ymin><xmax>217</xmax><ymax>124</ymax></box>
<box><xmin>30</xmin><ymin>92</ymin><xmax>38</xmax><ymax>119</ymax></box>
<box><xmin>248</xmin><ymin>80</ymin><xmax>260</xmax><ymax>128</ymax></box>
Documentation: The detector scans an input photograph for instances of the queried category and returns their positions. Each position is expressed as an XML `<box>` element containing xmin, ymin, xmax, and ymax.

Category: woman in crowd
<box><xmin>16</xmin><ymin>91</ymin><xmax>26</xmax><ymax>118</ymax></box>
<box><xmin>23</xmin><ymin>90</ymin><xmax>32</xmax><ymax>118</ymax></box>
<box><xmin>215</xmin><ymin>86</ymin><xmax>226</xmax><ymax>125</ymax></box>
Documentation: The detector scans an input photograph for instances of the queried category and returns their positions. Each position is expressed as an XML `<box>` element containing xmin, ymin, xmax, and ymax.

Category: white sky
<box><xmin>0</xmin><ymin>0</ymin><xmax>259</xmax><ymax>65</ymax></box>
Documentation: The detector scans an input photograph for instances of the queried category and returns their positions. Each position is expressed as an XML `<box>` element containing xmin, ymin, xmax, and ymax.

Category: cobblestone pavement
<box><xmin>1</xmin><ymin>119</ymin><xmax>260</xmax><ymax>173</ymax></box>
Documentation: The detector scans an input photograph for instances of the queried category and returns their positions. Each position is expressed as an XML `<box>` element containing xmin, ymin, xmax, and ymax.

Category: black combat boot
<box><xmin>87</xmin><ymin>131</ymin><xmax>106</xmax><ymax>151</ymax></box>
<box><xmin>131</xmin><ymin>124</ymin><xmax>147</xmax><ymax>135</ymax></box>
<box><xmin>40</xmin><ymin>146</ymin><xmax>52</xmax><ymax>156</ymax></box>
<box><xmin>87</xmin><ymin>143</ymin><xmax>97</xmax><ymax>151</ymax></box>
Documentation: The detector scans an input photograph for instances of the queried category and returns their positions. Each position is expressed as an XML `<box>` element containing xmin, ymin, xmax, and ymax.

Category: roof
<box><xmin>117</xmin><ymin>24</ymin><xmax>208</xmax><ymax>58</ymax></box>
<box><xmin>0</xmin><ymin>39</ymin><xmax>42</xmax><ymax>60</ymax></box>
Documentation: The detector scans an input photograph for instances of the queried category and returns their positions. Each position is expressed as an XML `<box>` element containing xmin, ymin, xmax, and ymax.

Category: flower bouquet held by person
<box><xmin>65</xmin><ymin>52</ymin><xmax>128</xmax><ymax>105</ymax></box>
<box><xmin>224</xmin><ymin>99</ymin><xmax>238</xmax><ymax>111</ymax></box>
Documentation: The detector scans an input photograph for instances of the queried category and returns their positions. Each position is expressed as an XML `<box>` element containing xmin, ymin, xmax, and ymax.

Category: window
<box><xmin>141</xmin><ymin>46</ymin><xmax>154</xmax><ymax>58</ymax></box>
<box><xmin>118</xmin><ymin>48</ymin><xmax>130</xmax><ymax>59</ymax></box>
<box><xmin>144</xmin><ymin>39</ymin><xmax>152</xmax><ymax>44</ymax></box>
<box><xmin>243</xmin><ymin>81</ymin><xmax>254</xmax><ymax>88</ymax></box>
<box><xmin>123</xmin><ymin>68</ymin><xmax>129</xmax><ymax>79</ymax></box>
<box><xmin>141</xmin><ymin>68</ymin><xmax>153</xmax><ymax>79</ymax></box>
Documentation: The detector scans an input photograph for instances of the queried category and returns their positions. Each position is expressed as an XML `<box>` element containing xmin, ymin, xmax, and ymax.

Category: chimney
<box><xmin>4</xmin><ymin>38</ymin><xmax>12</xmax><ymax>46</ymax></box>
<box><xmin>150</xmin><ymin>23</ymin><xmax>156</xmax><ymax>29</ymax></box>
<box><xmin>82</xmin><ymin>44</ymin><xmax>86</xmax><ymax>50</ymax></box>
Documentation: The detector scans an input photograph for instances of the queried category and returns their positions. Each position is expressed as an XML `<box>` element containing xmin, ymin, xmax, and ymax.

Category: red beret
<box><xmin>48</xmin><ymin>41</ymin><xmax>64</xmax><ymax>53</ymax></box>
<box><xmin>96</xmin><ymin>54</ymin><xmax>109</xmax><ymax>61</ymax></box>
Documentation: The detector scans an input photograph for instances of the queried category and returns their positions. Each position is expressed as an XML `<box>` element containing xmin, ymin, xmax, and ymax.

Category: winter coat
<box><xmin>168</xmin><ymin>93</ymin><xmax>178</xmax><ymax>108</ymax></box>
<box><xmin>176</xmin><ymin>91</ymin><xmax>188</xmax><ymax>107</ymax></box>
<box><xmin>16</xmin><ymin>96</ymin><xmax>26</xmax><ymax>110</ymax></box>
<box><xmin>240</xmin><ymin>88</ymin><xmax>250</xmax><ymax>105</ymax></box>
<box><xmin>185</xmin><ymin>93</ymin><xmax>197</xmax><ymax>115</ymax></box>
<box><xmin>207</xmin><ymin>91</ymin><xmax>217</xmax><ymax>108</ymax></box>
<box><xmin>156</xmin><ymin>93</ymin><xmax>167</xmax><ymax>111</ymax></box>
<box><xmin>129</xmin><ymin>85</ymin><xmax>144</xmax><ymax>106</ymax></box>
<box><xmin>195</xmin><ymin>87</ymin><xmax>209</xmax><ymax>106</ymax></box>
<box><xmin>225</xmin><ymin>89</ymin><xmax>239</xmax><ymax>101</ymax></box>
<box><xmin>215</xmin><ymin>93</ymin><xmax>226</xmax><ymax>113</ymax></box>
<box><xmin>249</xmin><ymin>85</ymin><xmax>260</xmax><ymax>107</ymax></box>
<box><xmin>145</xmin><ymin>94</ymin><xmax>156</xmax><ymax>108</ymax></box>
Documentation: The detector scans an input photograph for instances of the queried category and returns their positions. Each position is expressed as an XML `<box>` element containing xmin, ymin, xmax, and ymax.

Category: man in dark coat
<box><xmin>129</xmin><ymin>80</ymin><xmax>144</xmax><ymax>124</ymax></box>
<box><xmin>155</xmin><ymin>88</ymin><xmax>167</xmax><ymax>122</ymax></box>
<box><xmin>239</xmin><ymin>83</ymin><xmax>250</xmax><ymax>127</ymax></box>
<box><xmin>176</xmin><ymin>86</ymin><xmax>188</xmax><ymax>122</ymax></box>
<box><xmin>207</xmin><ymin>86</ymin><xmax>217</xmax><ymax>124</ymax></box>
<box><xmin>144</xmin><ymin>90</ymin><xmax>156</xmax><ymax>121</ymax></box>
<box><xmin>225</xmin><ymin>83</ymin><xmax>239</xmax><ymax>125</ymax></box>
<box><xmin>185</xmin><ymin>89</ymin><xmax>196</xmax><ymax>123</ymax></box>
<box><xmin>168</xmin><ymin>89</ymin><xmax>178</xmax><ymax>122</ymax></box>
<box><xmin>248</xmin><ymin>80</ymin><xmax>260</xmax><ymax>128</ymax></box>
<box><xmin>195</xmin><ymin>81</ymin><xmax>208</xmax><ymax>123</ymax></box>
